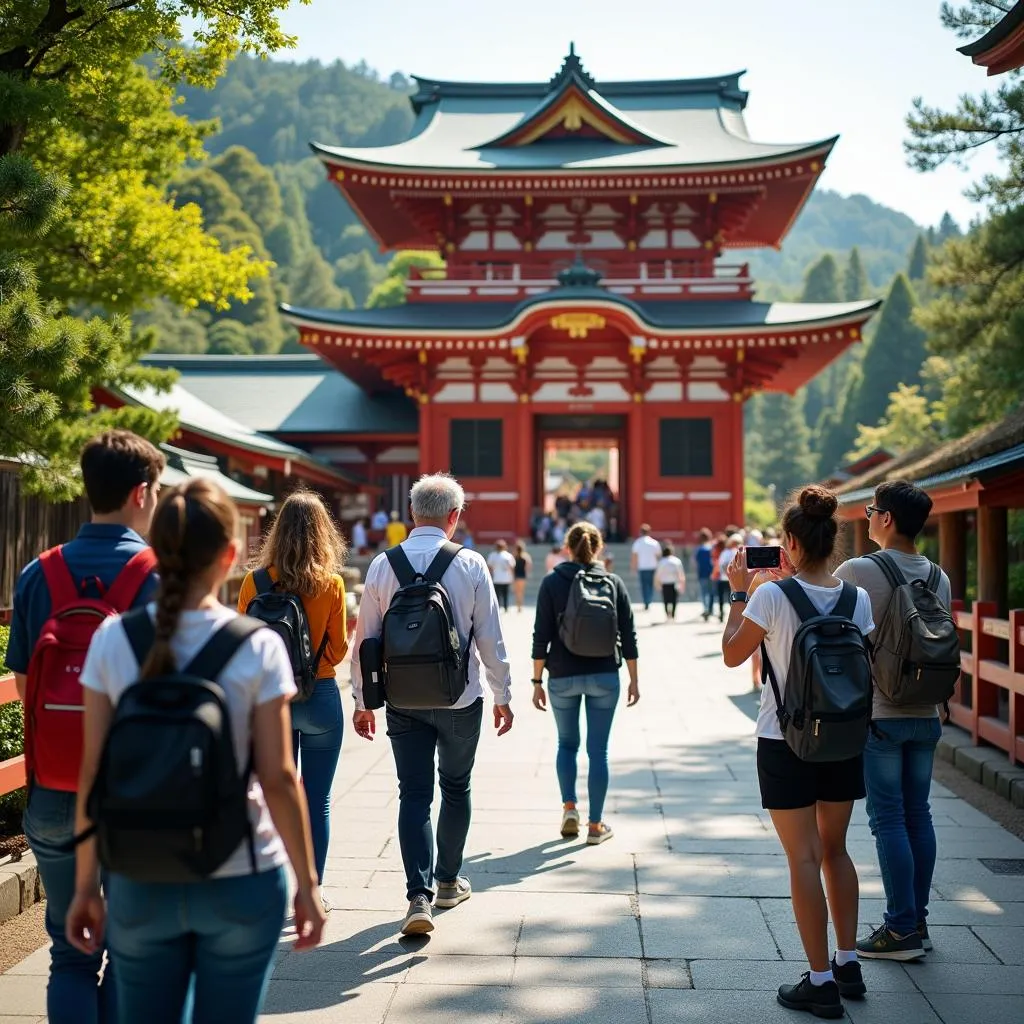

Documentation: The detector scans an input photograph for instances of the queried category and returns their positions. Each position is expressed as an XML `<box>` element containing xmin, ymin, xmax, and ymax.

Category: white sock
<box><xmin>809</xmin><ymin>968</ymin><xmax>835</xmax><ymax>987</ymax></box>
<box><xmin>834</xmin><ymin>949</ymin><xmax>858</xmax><ymax>966</ymax></box>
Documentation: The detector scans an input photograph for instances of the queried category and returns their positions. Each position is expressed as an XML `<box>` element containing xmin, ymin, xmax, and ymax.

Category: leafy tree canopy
<box><xmin>848</xmin><ymin>383</ymin><xmax>942</xmax><ymax>461</ymax></box>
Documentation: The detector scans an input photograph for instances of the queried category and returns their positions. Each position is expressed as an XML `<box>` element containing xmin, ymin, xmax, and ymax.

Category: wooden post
<box><xmin>1009</xmin><ymin>609</ymin><xmax>1024</xmax><ymax>767</ymax></box>
<box><xmin>972</xmin><ymin>600</ymin><xmax>1000</xmax><ymax>745</ymax></box>
<box><xmin>516</xmin><ymin>399</ymin><xmax>533</xmax><ymax>537</ymax></box>
<box><xmin>417</xmin><ymin>398</ymin><xmax>433</xmax><ymax>477</ymax></box>
<box><xmin>853</xmin><ymin>518</ymin><xmax>870</xmax><ymax>556</ymax></box>
<box><xmin>939</xmin><ymin>510</ymin><xmax>968</xmax><ymax>602</ymax></box>
<box><xmin>627</xmin><ymin>404</ymin><xmax>644</xmax><ymax>538</ymax></box>
<box><xmin>977</xmin><ymin>505</ymin><xmax>1008</xmax><ymax>612</ymax></box>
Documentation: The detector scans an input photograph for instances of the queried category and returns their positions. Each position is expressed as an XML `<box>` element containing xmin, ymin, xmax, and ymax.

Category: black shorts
<box><xmin>756</xmin><ymin>738</ymin><xmax>865</xmax><ymax>810</ymax></box>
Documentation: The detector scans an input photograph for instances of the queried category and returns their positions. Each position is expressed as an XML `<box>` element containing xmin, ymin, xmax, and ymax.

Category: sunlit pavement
<box><xmin>3</xmin><ymin>599</ymin><xmax>1023</xmax><ymax>1022</ymax></box>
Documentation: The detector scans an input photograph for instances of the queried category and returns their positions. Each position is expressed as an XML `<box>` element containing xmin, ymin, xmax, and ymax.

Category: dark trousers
<box><xmin>494</xmin><ymin>583</ymin><xmax>510</xmax><ymax>611</ymax></box>
<box><xmin>661</xmin><ymin>583</ymin><xmax>678</xmax><ymax>619</ymax></box>
<box><xmin>715</xmin><ymin>579</ymin><xmax>730</xmax><ymax>618</ymax></box>
<box><xmin>386</xmin><ymin>698</ymin><xmax>484</xmax><ymax>900</ymax></box>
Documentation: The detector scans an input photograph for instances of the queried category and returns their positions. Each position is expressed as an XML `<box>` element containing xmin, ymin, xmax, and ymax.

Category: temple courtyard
<box><xmin>3</xmin><ymin>598</ymin><xmax>1024</xmax><ymax>1023</ymax></box>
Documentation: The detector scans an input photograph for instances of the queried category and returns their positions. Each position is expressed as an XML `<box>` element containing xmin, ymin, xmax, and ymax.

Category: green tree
<box><xmin>843</xmin><ymin>246</ymin><xmax>870</xmax><ymax>301</ymax></box>
<box><xmin>754</xmin><ymin>393</ymin><xmax>816</xmax><ymax>500</ymax></box>
<box><xmin>907</xmin><ymin>234</ymin><xmax>928</xmax><ymax>280</ymax></box>
<box><xmin>0</xmin><ymin>156</ymin><xmax>175</xmax><ymax>498</ymax></box>
<box><xmin>289</xmin><ymin>250</ymin><xmax>354</xmax><ymax>310</ymax></box>
<box><xmin>336</xmin><ymin>249</ymin><xmax>388</xmax><ymax>306</ymax></box>
<box><xmin>207</xmin><ymin>319</ymin><xmax>254</xmax><ymax>355</ymax></box>
<box><xmin>848</xmin><ymin>383</ymin><xmax>942</xmax><ymax>460</ymax></box>
<box><xmin>367</xmin><ymin>251</ymin><xmax>446</xmax><ymax>308</ymax></box>
<box><xmin>800</xmin><ymin>253</ymin><xmax>843</xmax><ymax>302</ymax></box>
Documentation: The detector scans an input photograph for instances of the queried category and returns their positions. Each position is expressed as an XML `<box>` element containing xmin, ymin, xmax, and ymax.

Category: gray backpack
<box><xmin>761</xmin><ymin>578</ymin><xmax>873</xmax><ymax>762</ymax></box>
<box><xmin>558</xmin><ymin>564</ymin><xmax>619</xmax><ymax>658</ymax></box>
<box><xmin>865</xmin><ymin>552</ymin><xmax>960</xmax><ymax>705</ymax></box>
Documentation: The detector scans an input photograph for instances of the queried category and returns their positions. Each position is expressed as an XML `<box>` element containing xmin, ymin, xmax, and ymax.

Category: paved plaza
<box><xmin>3</xmin><ymin>599</ymin><xmax>1024</xmax><ymax>1023</ymax></box>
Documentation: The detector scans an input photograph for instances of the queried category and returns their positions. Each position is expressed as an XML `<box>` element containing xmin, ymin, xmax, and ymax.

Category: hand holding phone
<box><xmin>745</xmin><ymin>545</ymin><xmax>781</xmax><ymax>570</ymax></box>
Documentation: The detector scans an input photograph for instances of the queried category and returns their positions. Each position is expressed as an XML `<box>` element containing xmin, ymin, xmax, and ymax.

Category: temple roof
<box><xmin>140</xmin><ymin>355</ymin><xmax>419</xmax><ymax>434</ymax></box>
<box><xmin>312</xmin><ymin>50</ymin><xmax>835</xmax><ymax>173</ymax></box>
<box><xmin>958</xmin><ymin>1</ymin><xmax>1024</xmax><ymax>74</ymax></box>
<box><xmin>282</xmin><ymin>296</ymin><xmax>879</xmax><ymax>334</ymax></box>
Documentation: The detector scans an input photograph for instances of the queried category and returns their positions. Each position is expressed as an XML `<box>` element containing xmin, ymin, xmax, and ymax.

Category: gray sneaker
<box><xmin>401</xmin><ymin>895</ymin><xmax>434</xmax><ymax>935</ymax></box>
<box><xmin>435</xmin><ymin>876</ymin><xmax>472</xmax><ymax>908</ymax></box>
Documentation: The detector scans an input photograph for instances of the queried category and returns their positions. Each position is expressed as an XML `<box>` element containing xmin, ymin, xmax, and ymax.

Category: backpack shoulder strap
<box><xmin>865</xmin><ymin>551</ymin><xmax>905</xmax><ymax>591</ymax></box>
<box><xmin>184</xmin><ymin>616</ymin><xmax>265</xmax><ymax>680</ymax></box>
<box><xmin>775</xmin><ymin>577</ymin><xmax>820</xmax><ymax>623</ymax></box>
<box><xmin>424</xmin><ymin>542</ymin><xmax>463</xmax><ymax>585</ymax></box>
<box><xmin>833</xmin><ymin>580</ymin><xmax>858</xmax><ymax>620</ymax></box>
<box><xmin>926</xmin><ymin>562</ymin><xmax>942</xmax><ymax>592</ymax></box>
<box><xmin>122</xmin><ymin>607</ymin><xmax>156</xmax><ymax>669</ymax></box>
<box><xmin>253</xmin><ymin>568</ymin><xmax>275</xmax><ymax>595</ymax></box>
<box><xmin>38</xmin><ymin>546</ymin><xmax>79</xmax><ymax>610</ymax></box>
<box><xmin>105</xmin><ymin>548</ymin><xmax>158</xmax><ymax>610</ymax></box>
<box><xmin>385</xmin><ymin>545</ymin><xmax>418</xmax><ymax>587</ymax></box>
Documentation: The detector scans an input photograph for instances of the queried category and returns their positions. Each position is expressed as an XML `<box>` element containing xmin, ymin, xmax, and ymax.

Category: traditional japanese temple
<box><xmin>280</xmin><ymin>48</ymin><xmax>879</xmax><ymax>539</ymax></box>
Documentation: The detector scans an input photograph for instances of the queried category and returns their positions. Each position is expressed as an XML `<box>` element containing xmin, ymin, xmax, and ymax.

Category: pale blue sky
<box><xmin>263</xmin><ymin>0</ymin><xmax>1005</xmax><ymax>229</ymax></box>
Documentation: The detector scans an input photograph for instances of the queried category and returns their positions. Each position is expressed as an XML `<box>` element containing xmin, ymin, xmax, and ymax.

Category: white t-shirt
<box><xmin>586</xmin><ymin>507</ymin><xmax>607</xmax><ymax>532</ymax></box>
<box><xmin>80</xmin><ymin>603</ymin><xmax>296</xmax><ymax>878</ymax></box>
<box><xmin>743</xmin><ymin>579</ymin><xmax>875</xmax><ymax>741</ymax></box>
<box><xmin>352</xmin><ymin>521</ymin><xmax>368</xmax><ymax>548</ymax></box>
<box><xmin>718</xmin><ymin>548</ymin><xmax>739</xmax><ymax>576</ymax></box>
<box><xmin>632</xmin><ymin>535</ymin><xmax>662</xmax><ymax>571</ymax></box>
<box><xmin>655</xmin><ymin>555</ymin><xmax>684</xmax><ymax>586</ymax></box>
<box><xmin>487</xmin><ymin>549</ymin><xmax>516</xmax><ymax>584</ymax></box>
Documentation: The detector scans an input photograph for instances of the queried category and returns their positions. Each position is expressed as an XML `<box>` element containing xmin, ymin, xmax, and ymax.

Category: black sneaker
<box><xmin>917</xmin><ymin>921</ymin><xmax>933</xmax><ymax>952</ymax></box>
<box><xmin>856</xmin><ymin>923</ymin><xmax>925</xmax><ymax>961</ymax></box>
<box><xmin>777</xmin><ymin>974</ymin><xmax>843</xmax><ymax>1019</ymax></box>
<box><xmin>830</xmin><ymin>958</ymin><xmax>866</xmax><ymax>999</ymax></box>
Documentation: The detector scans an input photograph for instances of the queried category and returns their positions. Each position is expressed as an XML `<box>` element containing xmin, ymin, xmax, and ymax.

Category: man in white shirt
<box><xmin>486</xmin><ymin>539</ymin><xmax>516</xmax><ymax>613</ymax></box>
<box><xmin>351</xmin><ymin>474</ymin><xmax>514</xmax><ymax>937</ymax></box>
<box><xmin>586</xmin><ymin>504</ymin><xmax>607</xmax><ymax>536</ymax></box>
<box><xmin>630</xmin><ymin>523</ymin><xmax>662</xmax><ymax>610</ymax></box>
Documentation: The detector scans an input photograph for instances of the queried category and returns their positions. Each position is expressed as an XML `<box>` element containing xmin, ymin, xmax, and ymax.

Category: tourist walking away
<box><xmin>531</xmin><ymin>522</ymin><xmax>640</xmax><ymax>845</ymax></box>
<box><xmin>8</xmin><ymin>430</ymin><xmax>164</xmax><ymax>1024</ymax></box>
<box><xmin>512</xmin><ymin>540</ymin><xmax>533</xmax><ymax>612</ymax></box>
<box><xmin>238</xmin><ymin>489</ymin><xmax>349</xmax><ymax>904</ymax></box>
<box><xmin>66</xmin><ymin>479</ymin><xmax>324</xmax><ymax>1024</ymax></box>
<box><xmin>695</xmin><ymin>527</ymin><xmax>715</xmax><ymax>620</ymax></box>
<box><xmin>546</xmin><ymin>544</ymin><xmax>567</xmax><ymax>572</ymax></box>
<box><xmin>630</xmin><ymin>524</ymin><xmax>661</xmax><ymax>610</ymax></box>
<box><xmin>836</xmin><ymin>481</ymin><xmax>958</xmax><ymax>962</ymax></box>
<box><xmin>710</xmin><ymin>532</ymin><xmax>727</xmax><ymax>621</ymax></box>
<box><xmin>717</xmin><ymin>533</ymin><xmax>742</xmax><ymax>623</ymax></box>
<box><xmin>385</xmin><ymin>510</ymin><xmax>408</xmax><ymax>548</ymax></box>
<box><xmin>350</xmin><ymin>473</ymin><xmax>514</xmax><ymax>936</ymax></box>
<box><xmin>655</xmin><ymin>542</ymin><xmax>686</xmax><ymax>621</ymax></box>
<box><xmin>722</xmin><ymin>486</ymin><xmax>875</xmax><ymax>1018</ymax></box>
<box><xmin>487</xmin><ymin>538</ymin><xmax>517</xmax><ymax>612</ymax></box>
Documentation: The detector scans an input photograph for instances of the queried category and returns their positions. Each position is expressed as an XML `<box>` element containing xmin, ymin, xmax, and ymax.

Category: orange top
<box><xmin>237</xmin><ymin>568</ymin><xmax>348</xmax><ymax>679</ymax></box>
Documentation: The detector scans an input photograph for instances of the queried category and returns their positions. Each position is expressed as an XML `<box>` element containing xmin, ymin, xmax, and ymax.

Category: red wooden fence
<box><xmin>949</xmin><ymin>599</ymin><xmax>1024</xmax><ymax>766</ymax></box>
<box><xmin>0</xmin><ymin>673</ymin><xmax>26</xmax><ymax>798</ymax></box>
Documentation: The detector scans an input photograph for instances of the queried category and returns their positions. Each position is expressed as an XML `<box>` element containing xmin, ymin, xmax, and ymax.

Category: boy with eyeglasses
<box><xmin>835</xmin><ymin>480</ymin><xmax>951</xmax><ymax>963</ymax></box>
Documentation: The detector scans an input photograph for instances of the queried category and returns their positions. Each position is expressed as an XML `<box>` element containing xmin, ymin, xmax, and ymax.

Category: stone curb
<box><xmin>938</xmin><ymin>723</ymin><xmax>1024</xmax><ymax>809</ymax></box>
<box><xmin>0</xmin><ymin>850</ymin><xmax>42</xmax><ymax>926</ymax></box>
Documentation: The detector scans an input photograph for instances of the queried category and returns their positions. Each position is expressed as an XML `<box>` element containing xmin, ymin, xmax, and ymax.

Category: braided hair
<box><xmin>142</xmin><ymin>479</ymin><xmax>237</xmax><ymax>678</ymax></box>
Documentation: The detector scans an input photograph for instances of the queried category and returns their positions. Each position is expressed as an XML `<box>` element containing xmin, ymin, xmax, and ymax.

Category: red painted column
<box><xmin>516</xmin><ymin>398</ymin><xmax>533</xmax><ymax>537</ymax></box>
<box><xmin>731</xmin><ymin>397</ymin><xmax>746</xmax><ymax>528</ymax></box>
<box><xmin>627</xmin><ymin>401</ymin><xmax>644</xmax><ymax>536</ymax></box>
<box><xmin>418</xmin><ymin>397</ymin><xmax>433</xmax><ymax>476</ymax></box>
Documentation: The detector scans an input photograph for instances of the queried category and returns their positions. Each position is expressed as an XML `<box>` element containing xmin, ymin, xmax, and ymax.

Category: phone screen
<box><xmin>745</xmin><ymin>545</ymin><xmax>781</xmax><ymax>569</ymax></box>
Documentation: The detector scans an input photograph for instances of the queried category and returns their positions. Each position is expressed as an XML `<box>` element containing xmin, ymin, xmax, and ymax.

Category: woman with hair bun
<box><xmin>530</xmin><ymin>522</ymin><xmax>640</xmax><ymax>845</ymax></box>
<box><xmin>67</xmin><ymin>480</ymin><xmax>324</xmax><ymax>1023</ymax></box>
<box><xmin>721</xmin><ymin>485</ymin><xmax>875</xmax><ymax>1018</ymax></box>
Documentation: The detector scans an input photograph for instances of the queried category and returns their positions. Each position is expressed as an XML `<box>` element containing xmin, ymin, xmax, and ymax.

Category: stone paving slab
<box><xmin>5</xmin><ymin>600</ymin><xmax>1024</xmax><ymax>1022</ymax></box>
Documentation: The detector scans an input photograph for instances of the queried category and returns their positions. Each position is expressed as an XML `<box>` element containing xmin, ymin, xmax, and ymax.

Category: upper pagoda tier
<box><xmin>313</xmin><ymin>47</ymin><xmax>836</xmax><ymax>254</ymax></box>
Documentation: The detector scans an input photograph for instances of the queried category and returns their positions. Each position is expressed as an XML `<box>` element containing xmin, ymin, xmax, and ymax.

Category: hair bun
<box><xmin>798</xmin><ymin>485</ymin><xmax>838</xmax><ymax>519</ymax></box>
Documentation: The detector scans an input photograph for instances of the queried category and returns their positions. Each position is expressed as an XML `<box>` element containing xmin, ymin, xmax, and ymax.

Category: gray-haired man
<box><xmin>351</xmin><ymin>473</ymin><xmax>514</xmax><ymax>935</ymax></box>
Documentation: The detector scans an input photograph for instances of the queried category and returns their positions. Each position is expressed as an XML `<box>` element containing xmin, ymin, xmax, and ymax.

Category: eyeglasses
<box><xmin>865</xmin><ymin>505</ymin><xmax>890</xmax><ymax>520</ymax></box>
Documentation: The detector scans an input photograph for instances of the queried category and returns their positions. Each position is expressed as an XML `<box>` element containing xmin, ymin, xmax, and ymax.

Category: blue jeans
<box><xmin>386</xmin><ymin>698</ymin><xmax>483</xmax><ymax>900</ymax></box>
<box><xmin>864</xmin><ymin>717</ymin><xmax>942</xmax><ymax>936</ymax></box>
<box><xmin>698</xmin><ymin>577</ymin><xmax>714</xmax><ymax>617</ymax></box>
<box><xmin>291</xmin><ymin>679</ymin><xmax>343</xmax><ymax>884</ymax></box>
<box><xmin>106</xmin><ymin>867</ymin><xmax>287</xmax><ymax>1024</ymax></box>
<box><xmin>638</xmin><ymin>569</ymin><xmax>655</xmax><ymax>609</ymax></box>
<box><xmin>548</xmin><ymin>674</ymin><xmax>620</xmax><ymax>824</ymax></box>
<box><xmin>23</xmin><ymin>785</ymin><xmax>116</xmax><ymax>1024</ymax></box>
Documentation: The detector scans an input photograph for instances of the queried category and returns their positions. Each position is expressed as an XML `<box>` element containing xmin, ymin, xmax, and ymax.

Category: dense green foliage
<box><xmin>0</xmin><ymin>625</ymin><xmax>26</xmax><ymax>831</ymax></box>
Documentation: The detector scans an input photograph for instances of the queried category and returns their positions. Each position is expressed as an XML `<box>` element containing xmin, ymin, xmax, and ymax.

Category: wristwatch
<box><xmin>531</xmin><ymin>678</ymin><xmax>544</xmax><ymax>686</ymax></box>
<box><xmin>730</xmin><ymin>591</ymin><xmax>748</xmax><ymax>604</ymax></box>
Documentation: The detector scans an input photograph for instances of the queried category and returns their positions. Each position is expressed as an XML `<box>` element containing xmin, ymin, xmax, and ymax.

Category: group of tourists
<box><xmin>531</xmin><ymin>476</ymin><xmax>623</xmax><ymax>545</ymax></box>
<box><xmin>9</xmin><ymin>427</ymin><xmax>960</xmax><ymax>1023</ymax></box>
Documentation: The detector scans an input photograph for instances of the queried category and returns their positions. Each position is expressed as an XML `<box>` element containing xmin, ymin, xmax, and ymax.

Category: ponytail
<box><xmin>566</xmin><ymin>522</ymin><xmax>602</xmax><ymax>565</ymax></box>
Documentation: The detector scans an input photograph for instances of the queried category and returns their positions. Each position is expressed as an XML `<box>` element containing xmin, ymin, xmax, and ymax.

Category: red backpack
<box><xmin>25</xmin><ymin>546</ymin><xmax>157</xmax><ymax>791</ymax></box>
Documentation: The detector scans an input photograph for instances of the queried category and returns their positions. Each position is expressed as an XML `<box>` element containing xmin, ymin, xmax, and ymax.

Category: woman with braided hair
<box><xmin>66</xmin><ymin>479</ymin><xmax>324</xmax><ymax>1023</ymax></box>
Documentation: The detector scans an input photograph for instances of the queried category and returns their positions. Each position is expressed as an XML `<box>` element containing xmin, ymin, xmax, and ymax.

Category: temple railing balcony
<box><xmin>406</xmin><ymin>259</ymin><xmax>754</xmax><ymax>302</ymax></box>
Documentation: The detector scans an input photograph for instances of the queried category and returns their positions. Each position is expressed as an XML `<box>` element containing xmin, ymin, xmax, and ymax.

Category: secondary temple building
<box><xmin>138</xmin><ymin>50</ymin><xmax>881</xmax><ymax>541</ymax></box>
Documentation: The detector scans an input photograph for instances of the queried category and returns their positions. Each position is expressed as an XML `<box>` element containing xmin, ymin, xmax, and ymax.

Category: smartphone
<box><xmin>745</xmin><ymin>545</ymin><xmax>781</xmax><ymax>570</ymax></box>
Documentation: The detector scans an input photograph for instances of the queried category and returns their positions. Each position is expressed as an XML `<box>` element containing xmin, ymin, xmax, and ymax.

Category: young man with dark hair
<box><xmin>835</xmin><ymin>479</ymin><xmax>951</xmax><ymax>963</ymax></box>
<box><xmin>8</xmin><ymin>429</ymin><xmax>164</xmax><ymax>1024</ymax></box>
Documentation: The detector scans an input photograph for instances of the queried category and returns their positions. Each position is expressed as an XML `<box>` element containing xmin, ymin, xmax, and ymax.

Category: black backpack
<box><xmin>761</xmin><ymin>578</ymin><xmax>873</xmax><ymax>762</ymax></box>
<box><xmin>381</xmin><ymin>542</ymin><xmax>472</xmax><ymax>710</ymax></box>
<box><xmin>83</xmin><ymin>610</ymin><xmax>261</xmax><ymax>883</ymax></box>
<box><xmin>244</xmin><ymin>568</ymin><xmax>328</xmax><ymax>701</ymax></box>
<box><xmin>865</xmin><ymin>552</ymin><xmax>961</xmax><ymax>706</ymax></box>
<box><xmin>558</xmin><ymin>563</ymin><xmax>619</xmax><ymax>659</ymax></box>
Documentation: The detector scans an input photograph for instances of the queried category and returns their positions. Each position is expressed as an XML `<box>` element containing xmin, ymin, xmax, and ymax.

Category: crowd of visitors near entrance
<box><xmin>9</xmin><ymin>428</ymin><xmax>959</xmax><ymax>1022</ymax></box>
<box><xmin>530</xmin><ymin>477</ymin><xmax>624</xmax><ymax>545</ymax></box>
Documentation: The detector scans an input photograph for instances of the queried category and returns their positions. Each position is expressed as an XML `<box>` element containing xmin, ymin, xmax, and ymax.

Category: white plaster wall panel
<box><xmin>491</xmin><ymin>231</ymin><xmax>521</xmax><ymax>250</ymax></box>
<box><xmin>433</xmin><ymin>383</ymin><xmax>476</xmax><ymax>403</ymax></box>
<box><xmin>691</xmin><ymin>356</ymin><xmax>725</xmax><ymax>371</ymax></box>
<box><xmin>305</xmin><ymin>446</ymin><xmax>367</xmax><ymax>463</ymax></box>
<box><xmin>478</xmin><ymin>383</ymin><xmax>518</xmax><ymax>402</ymax></box>
<box><xmin>645</xmin><ymin>382</ymin><xmax>684</xmax><ymax>402</ymax></box>
<box><xmin>377</xmin><ymin>446</ymin><xmax>420</xmax><ymax>463</ymax></box>
<box><xmin>687</xmin><ymin>381</ymin><xmax>730</xmax><ymax>401</ymax></box>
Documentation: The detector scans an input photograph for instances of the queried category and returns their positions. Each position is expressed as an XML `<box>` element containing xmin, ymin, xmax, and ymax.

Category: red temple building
<box><xmin>280</xmin><ymin>48</ymin><xmax>879</xmax><ymax>540</ymax></box>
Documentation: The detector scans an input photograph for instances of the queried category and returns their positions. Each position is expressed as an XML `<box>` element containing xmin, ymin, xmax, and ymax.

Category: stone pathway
<box><xmin>3</xmin><ymin>600</ymin><xmax>1024</xmax><ymax>1022</ymax></box>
